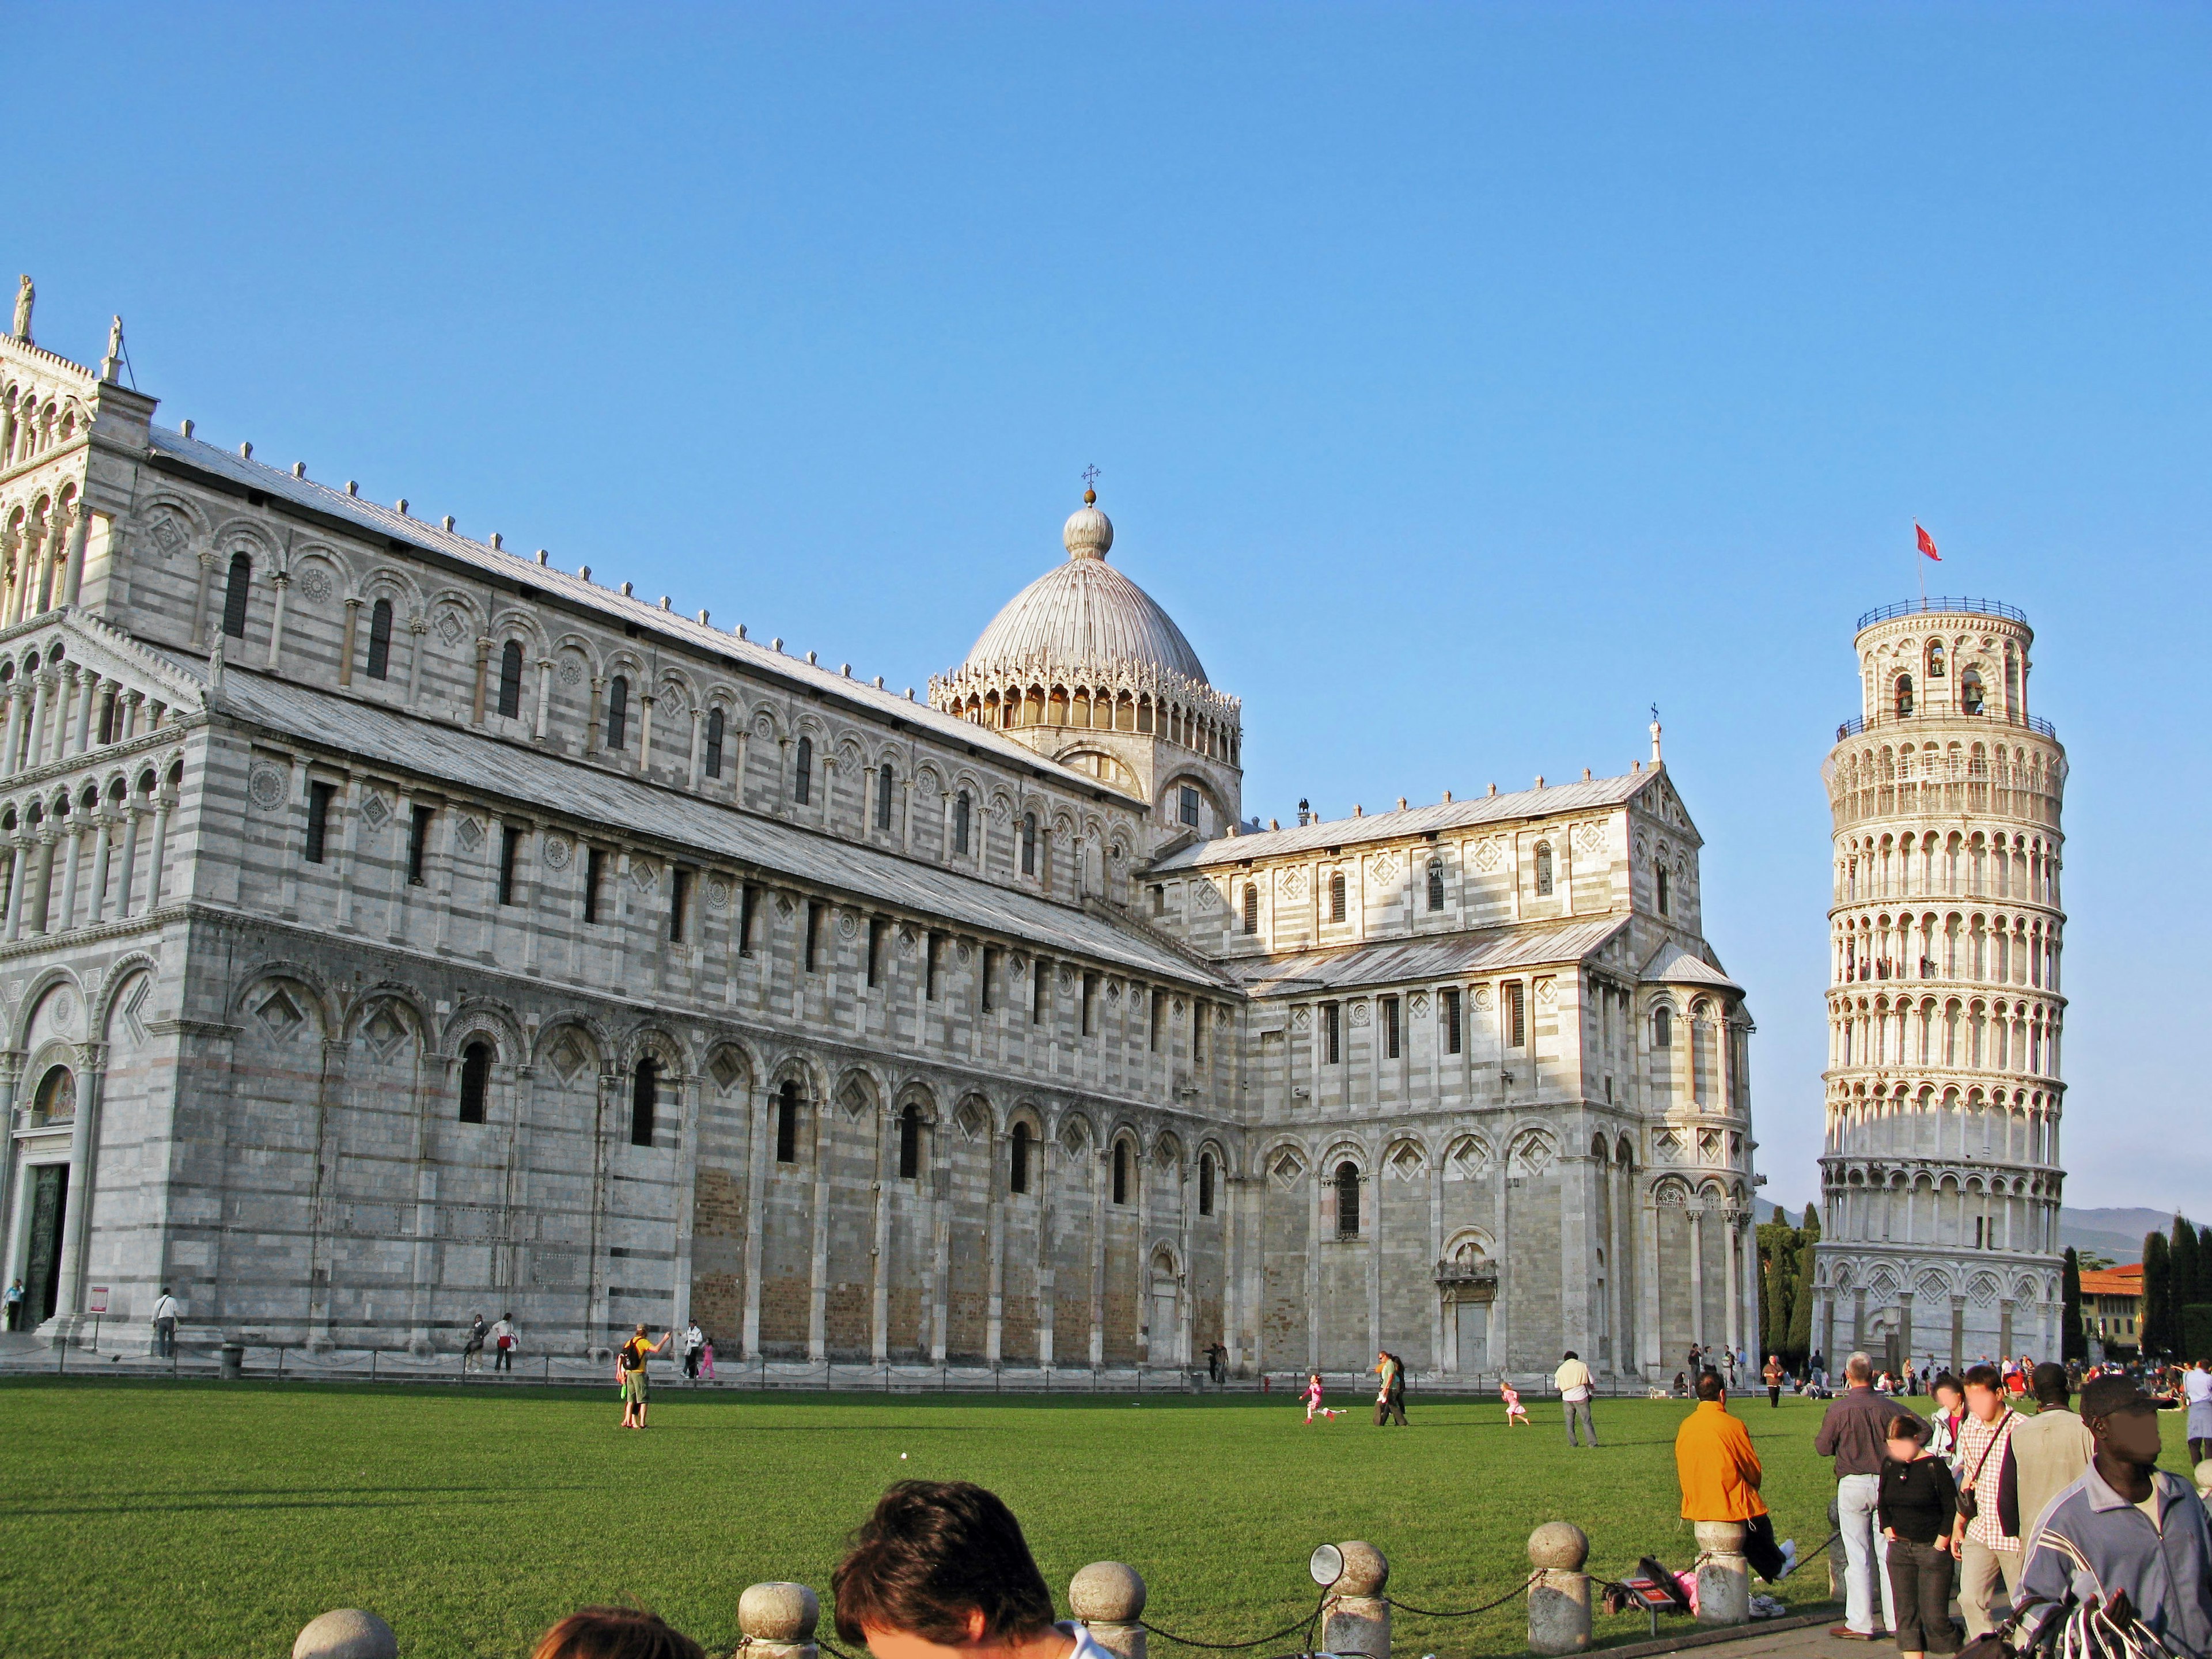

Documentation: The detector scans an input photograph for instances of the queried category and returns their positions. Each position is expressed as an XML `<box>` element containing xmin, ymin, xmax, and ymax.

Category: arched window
<box><xmin>1328</xmin><ymin>870</ymin><xmax>1347</xmax><ymax>923</ymax></box>
<box><xmin>704</xmin><ymin>708</ymin><xmax>725</xmax><ymax>778</ymax></box>
<box><xmin>366</xmin><ymin>598</ymin><xmax>393</xmax><ymax>680</ymax></box>
<box><xmin>221</xmin><ymin>551</ymin><xmax>252</xmax><ymax>639</ymax></box>
<box><xmin>1199</xmin><ymin>1151</ymin><xmax>1215</xmax><ymax>1216</ymax></box>
<box><xmin>31</xmin><ymin>1064</ymin><xmax>73</xmax><ymax>1124</ymax></box>
<box><xmin>794</xmin><ymin>735</ymin><xmax>813</xmax><ymax>804</ymax></box>
<box><xmin>1927</xmin><ymin>641</ymin><xmax>1946</xmax><ymax>679</ymax></box>
<box><xmin>1021</xmin><ymin>813</ymin><xmax>1037</xmax><ymax>875</ymax></box>
<box><xmin>1336</xmin><ymin>1161</ymin><xmax>1361</xmax><ymax>1235</ymax></box>
<box><xmin>775</xmin><ymin>1081</ymin><xmax>799</xmax><ymax>1164</ymax></box>
<box><xmin>876</xmin><ymin>764</ymin><xmax>895</xmax><ymax>831</ymax></box>
<box><xmin>1242</xmin><ymin>884</ymin><xmax>1259</xmax><ymax>935</ymax></box>
<box><xmin>1654</xmin><ymin>1006</ymin><xmax>1672</xmax><ymax>1048</ymax></box>
<box><xmin>1112</xmin><ymin>1139</ymin><xmax>1129</xmax><ymax>1205</ymax></box>
<box><xmin>954</xmin><ymin>790</ymin><xmax>972</xmax><ymax>855</ymax></box>
<box><xmin>899</xmin><ymin>1104</ymin><xmax>922</xmax><ymax>1180</ymax></box>
<box><xmin>1534</xmin><ymin>842</ymin><xmax>1554</xmax><ymax>896</ymax></box>
<box><xmin>606</xmin><ymin>675</ymin><xmax>630</xmax><ymax>749</ymax></box>
<box><xmin>1657</xmin><ymin>866</ymin><xmax>1671</xmax><ymax>915</ymax></box>
<box><xmin>1010</xmin><ymin>1122</ymin><xmax>1031</xmax><ymax>1194</ymax></box>
<box><xmin>497</xmin><ymin>640</ymin><xmax>523</xmax><ymax>719</ymax></box>
<box><xmin>1894</xmin><ymin>674</ymin><xmax>1915</xmax><ymax>717</ymax></box>
<box><xmin>630</xmin><ymin>1056</ymin><xmax>657</xmax><ymax>1146</ymax></box>
<box><xmin>459</xmin><ymin>1040</ymin><xmax>491</xmax><ymax>1123</ymax></box>
<box><xmin>1960</xmin><ymin>668</ymin><xmax>1985</xmax><ymax>716</ymax></box>
<box><xmin>1427</xmin><ymin>862</ymin><xmax>1444</xmax><ymax>912</ymax></box>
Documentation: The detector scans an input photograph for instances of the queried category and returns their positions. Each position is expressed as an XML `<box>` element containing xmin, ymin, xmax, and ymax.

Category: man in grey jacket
<box><xmin>1815</xmin><ymin>1351</ymin><xmax>1908</xmax><ymax>1639</ymax></box>
<box><xmin>2013</xmin><ymin>1376</ymin><xmax>2212</xmax><ymax>1656</ymax></box>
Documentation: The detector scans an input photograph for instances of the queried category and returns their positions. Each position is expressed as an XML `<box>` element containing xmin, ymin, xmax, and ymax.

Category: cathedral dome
<box><xmin>960</xmin><ymin>502</ymin><xmax>1209</xmax><ymax>685</ymax></box>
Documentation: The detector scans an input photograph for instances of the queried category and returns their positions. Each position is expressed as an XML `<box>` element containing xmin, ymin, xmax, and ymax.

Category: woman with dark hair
<box><xmin>834</xmin><ymin>1481</ymin><xmax>1114</xmax><ymax>1659</ymax></box>
<box><xmin>1878</xmin><ymin>1412</ymin><xmax>1960</xmax><ymax>1659</ymax></box>
<box><xmin>531</xmin><ymin>1607</ymin><xmax>704</xmax><ymax>1659</ymax></box>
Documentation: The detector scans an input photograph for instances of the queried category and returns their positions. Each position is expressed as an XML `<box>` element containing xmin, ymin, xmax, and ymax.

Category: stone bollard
<box><xmin>739</xmin><ymin>1582</ymin><xmax>821</xmax><ymax>1659</ymax></box>
<box><xmin>1692</xmin><ymin>1521</ymin><xmax>1751</xmax><ymax>1626</ymax></box>
<box><xmin>1827</xmin><ymin>1497</ymin><xmax>1847</xmax><ymax>1600</ymax></box>
<box><xmin>1320</xmin><ymin>1541</ymin><xmax>1389</xmax><ymax>1659</ymax></box>
<box><xmin>1070</xmin><ymin>1562</ymin><xmax>1146</xmax><ymax>1659</ymax></box>
<box><xmin>292</xmin><ymin>1609</ymin><xmax>398</xmax><ymax>1659</ymax></box>
<box><xmin>1527</xmin><ymin>1522</ymin><xmax>1592</xmax><ymax>1655</ymax></box>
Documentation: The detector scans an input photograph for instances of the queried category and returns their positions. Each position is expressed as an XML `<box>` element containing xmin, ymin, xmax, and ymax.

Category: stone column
<box><xmin>985</xmin><ymin>1127</ymin><xmax>1005</xmax><ymax>1365</ymax></box>
<box><xmin>404</xmin><ymin>613</ymin><xmax>427</xmax><ymax>709</ymax></box>
<box><xmin>1089</xmin><ymin>1142</ymin><xmax>1107</xmax><ymax>1368</ymax></box>
<box><xmin>1070</xmin><ymin>1564</ymin><xmax>1146</xmax><ymax>1659</ymax></box>
<box><xmin>1321</xmin><ymin>1542</ymin><xmax>1391</xmax><ymax>1659</ymax></box>
<box><xmin>115</xmin><ymin>805</ymin><xmax>141</xmax><ymax>919</ymax></box>
<box><xmin>86</xmin><ymin>809</ymin><xmax>114</xmax><ymax>924</ymax></box>
<box><xmin>1528</xmin><ymin>1522</ymin><xmax>1593</xmax><ymax>1655</ymax></box>
<box><xmin>266</xmin><ymin>569</ymin><xmax>291</xmax><ymax>670</ymax></box>
<box><xmin>54</xmin><ymin>816</ymin><xmax>86</xmax><ymax>935</ymax></box>
<box><xmin>741</xmin><ymin>1083</ymin><xmax>768</xmax><ymax>1359</ymax></box>
<box><xmin>70</xmin><ymin>668</ymin><xmax>97</xmax><ymax>755</ymax></box>
<box><xmin>49</xmin><ymin>1040</ymin><xmax>108</xmax><ymax>1337</ymax></box>
<box><xmin>470</xmin><ymin>635</ymin><xmax>491</xmax><ymax>725</ymax></box>
<box><xmin>27</xmin><ymin>830</ymin><xmax>58</xmax><ymax>935</ymax></box>
<box><xmin>338</xmin><ymin>598</ymin><xmax>361</xmax><ymax>688</ymax></box>
<box><xmin>1640</xmin><ymin>1188</ymin><xmax>1663</xmax><ymax>1376</ymax></box>
<box><xmin>635</xmin><ymin>692</ymin><xmax>656</xmax><ymax>778</ymax></box>
<box><xmin>737</xmin><ymin>1585</ymin><xmax>819</xmax><ymax>1659</ymax></box>
<box><xmin>146</xmin><ymin>790</ymin><xmax>175</xmax><ymax>911</ymax></box>
<box><xmin>23</xmin><ymin>671</ymin><xmax>51</xmax><ymax>771</ymax></box>
<box><xmin>532</xmin><ymin>657</ymin><xmax>553</xmax><ymax>741</ymax></box>
<box><xmin>1690</xmin><ymin>1206</ymin><xmax>1707</xmax><ymax>1350</ymax></box>
<box><xmin>808</xmin><ymin>1081</ymin><xmax>831</xmax><ymax>1364</ymax></box>
<box><xmin>687</xmin><ymin>707</ymin><xmax>703</xmax><ymax>791</ymax></box>
<box><xmin>1693</xmin><ymin>1521</ymin><xmax>1751</xmax><ymax>1626</ymax></box>
<box><xmin>1035</xmin><ymin>1119</ymin><xmax>1056</xmax><ymax>1367</ymax></box>
<box><xmin>190</xmin><ymin>548</ymin><xmax>218</xmax><ymax>645</ymax></box>
<box><xmin>585</xmin><ymin>676</ymin><xmax>604</xmax><ymax>755</ymax></box>
<box><xmin>333</xmin><ymin>777</ymin><xmax>363</xmax><ymax>934</ymax></box>
<box><xmin>0</xmin><ymin>684</ymin><xmax>23</xmax><ymax>778</ymax></box>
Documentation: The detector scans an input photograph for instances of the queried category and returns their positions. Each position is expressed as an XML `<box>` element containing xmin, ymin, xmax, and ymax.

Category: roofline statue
<box><xmin>12</xmin><ymin>274</ymin><xmax>32</xmax><ymax>344</ymax></box>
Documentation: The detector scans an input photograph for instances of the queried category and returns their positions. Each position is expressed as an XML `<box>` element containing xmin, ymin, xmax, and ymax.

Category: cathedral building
<box><xmin>0</xmin><ymin>301</ymin><xmax>1758</xmax><ymax>1380</ymax></box>
<box><xmin>1814</xmin><ymin>600</ymin><xmax>2068</xmax><ymax>1370</ymax></box>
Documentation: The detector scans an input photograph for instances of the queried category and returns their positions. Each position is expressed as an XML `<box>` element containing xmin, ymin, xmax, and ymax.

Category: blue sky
<box><xmin>18</xmin><ymin>6</ymin><xmax>2208</xmax><ymax>1216</ymax></box>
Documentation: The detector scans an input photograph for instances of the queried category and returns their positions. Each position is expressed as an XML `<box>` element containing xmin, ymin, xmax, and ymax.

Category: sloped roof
<box><xmin>1641</xmin><ymin>939</ymin><xmax>1743</xmax><ymax>993</ymax></box>
<box><xmin>144</xmin><ymin>426</ymin><xmax>1134</xmax><ymax>801</ymax></box>
<box><xmin>2079</xmin><ymin>1267</ymin><xmax>2142</xmax><ymax>1298</ymax></box>
<box><xmin>1233</xmin><ymin>915</ymin><xmax>1628</xmax><ymax>998</ymax></box>
<box><xmin>196</xmin><ymin>659</ymin><xmax>1231</xmax><ymax>989</ymax></box>
<box><xmin>1150</xmin><ymin>770</ymin><xmax>1664</xmax><ymax>870</ymax></box>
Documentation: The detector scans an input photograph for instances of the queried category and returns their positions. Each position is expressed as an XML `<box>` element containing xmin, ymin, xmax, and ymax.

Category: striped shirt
<box><xmin>1956</xmin><ymin>1407</ymin><xmax>2020</xmax><ymax>1550</ymax></box>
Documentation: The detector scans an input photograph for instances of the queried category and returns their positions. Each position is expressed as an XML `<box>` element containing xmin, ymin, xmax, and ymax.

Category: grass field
<box><xmin>2</xmin><ymin>1380</ymin><xmax>2198</xmax><ymax>1659</ymax></box>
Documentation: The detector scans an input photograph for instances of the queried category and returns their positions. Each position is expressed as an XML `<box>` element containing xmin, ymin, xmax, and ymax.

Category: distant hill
<box><xmin>2061</xmin><ymin>1207</ymin><xmax>2203</xmax><ymax>1267</ymax></box>
<box><xmin>1748</xmin><ymin>1201</ymin><xmax>2199</xmax><ymax>1264</ymax></box>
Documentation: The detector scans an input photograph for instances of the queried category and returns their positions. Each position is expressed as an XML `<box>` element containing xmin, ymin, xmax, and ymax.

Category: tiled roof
<box><xmin>144</xmin><ymin>426</ymin><xmax>1134</xmax><ymax>802</ymax></box>
<box><xmin>1641</xmin><ymin>940</ymin><xmax>1743</xmax><ymax>992</ymax></box>
<box><xmin>1232</xmin><ymin>915</ymin><xmax>1629</xmax><ymax>998</ymax></box>
<box><xmin>199</xmin><ymin>660</ymin><xmax>1232</xmax><ymax>990</ymax></box>
<box><xmin>2079</xmin><ymin>1267</ymin><xmax>2143</xmax><ymax>1297</ymax></box>
<box><xmin>1150</xmin><ymin>771</ymin><xmax>1662</xmax><ymax>870</ymax></box>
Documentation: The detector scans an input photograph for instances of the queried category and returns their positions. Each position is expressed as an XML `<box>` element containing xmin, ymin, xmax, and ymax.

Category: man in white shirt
<box><xmin>683</xmin><ymin>1320</ymin><xmax>706</xmax><ymax>1381</ymax></box>
<box><xmin>490</xmin><ymin>1312</ymin><xmax>517</xmax><ymax>1373</ymax></box>
<box><xmin>151</xmin><ymin>1287</ymin><xmax>180</xmax><ymax>1358</ymax></box>
<box><xmin>2184</xmin><ymin>1355</ymin><xmax>2212</xmax><ymax>1466</ymax></box>
<box><xmin>1556</xmin><ymin>1350</ymin><xmax>1598</xmax><ymax>1447</ymax></box>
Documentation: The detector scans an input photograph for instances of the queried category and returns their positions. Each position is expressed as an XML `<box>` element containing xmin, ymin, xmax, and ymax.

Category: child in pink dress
<box><xmin>1501</xmin><ymin>1381</ymin><xmax>1530</xmax><ymax>1426</ymax></box>
<box><xmin>1304</xmin><ymin>1372</ymin><xmax>1340</xmax><ymax>1422</ymax></box>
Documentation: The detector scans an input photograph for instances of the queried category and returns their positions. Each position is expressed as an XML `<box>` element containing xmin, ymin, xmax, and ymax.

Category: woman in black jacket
<box><xmin>1877</xmin><ymin>1412</ymin><xmax>1961</xmax><ymax>1658</ymax></box>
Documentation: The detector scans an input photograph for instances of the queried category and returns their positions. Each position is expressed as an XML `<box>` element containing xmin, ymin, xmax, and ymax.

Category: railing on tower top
<box><xmin>1855</xmin><ymin>596</ymin><xmax>2031</xmax><ymax>631</ymax></box>
<box><xmin>1835</xmin><ymin>710</ymin><xmax>2059</xmax><ymax>743</ymax></box>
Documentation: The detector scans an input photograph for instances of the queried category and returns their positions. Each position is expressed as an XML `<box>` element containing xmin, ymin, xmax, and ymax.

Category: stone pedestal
<box><xmin>738</xmin><ymin>1581</ymin><xmax>820</xmax><ymax>1659</ymax></box>
<box><xmin>1693</xmin><ymin>1521</ymin><xmax>1750</xmax><ymax>1626</ymax></box>
<box><xmin>1527</xmin><ymin>1522</ymin><xmax>1592</xmax><ymax>1655</ymax></box>
<box><xmin>1071</xmin><ymin>1562</ymin><xmax>1147</xmax><ymax>1659</ymax></box>
<box><xmin>292</xmin><ymin>1609</ymin><xmax>397</xmax><ymax>1659</ymax></box>
<box><xmin>1321</xmin><ymin>1541</ymin><xmax>1389</xmax><ymax>1659</ymax></box>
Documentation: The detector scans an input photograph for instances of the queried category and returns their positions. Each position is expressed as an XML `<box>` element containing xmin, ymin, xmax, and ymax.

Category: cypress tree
<box><xmin>2172</xmin><ymin>1218</ymin><xmax>2201</xmax><ymax>1351</ymax></box>
<box><xmin>2061</xmin><ymin>1247</ymin><xmax>2086</xmax><ymax>1362</ymax></box>
<box><xmin>1790</xmin><ymin>1203</ymin><xmax>1821</xmax><ymax>1363</ymax></box>
<box><xmin>2142</xmin><ymin>1230</ymin><xmax>2172</xmax><ymax>1359</ymax></box>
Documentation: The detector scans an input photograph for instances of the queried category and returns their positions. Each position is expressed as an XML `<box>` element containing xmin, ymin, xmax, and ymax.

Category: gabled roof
<box><xmin>2079</xmin><ymin>1267</ymin><xmax>2143</xmax><ymax>1298</ymax></box>
<box><xmin>142</xmin><ymin>426</ymin><xmax>1138</xmax><ymax>803</ymax></box>
<box><xmin>1150</xmin><ymin>768</ymin><xmax>1668</xmax><ymax>871</ymax></box>
<box><xmin>1233</xmin><ymin>915</ymin><xmax>1628</xmax><ymax>998</ymax></box>
<box><xmin>194</xmin><ymin>659</ymin><xmax>1232</xmax><ymax>990</ymax></box>
<box><xmin>1640</xmin><ymin>939</ymin><xmax>1743</xmax><ymax>993</ymax></box>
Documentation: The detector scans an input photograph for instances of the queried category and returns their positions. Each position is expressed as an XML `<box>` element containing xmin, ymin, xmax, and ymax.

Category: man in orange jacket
<box><xmin>1676</xmin><ymin>1369</ymin><xmax>1793</xmax><ymax>1582</ymax></box>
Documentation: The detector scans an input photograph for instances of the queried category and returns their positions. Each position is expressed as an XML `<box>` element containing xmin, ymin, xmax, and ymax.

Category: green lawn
<box><xmin>0</xmin><ymin>1381</ymin><xmax>2195</xmax><ymax>1659</ymax></box>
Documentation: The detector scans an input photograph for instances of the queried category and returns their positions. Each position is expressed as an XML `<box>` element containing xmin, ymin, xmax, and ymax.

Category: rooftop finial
<box><xmin>11</xmin><ymin>275</ymin><xmax>31</xmax><ymax>344</ymax></box>
<box><xmin>1650</xmin><ymin>702</ymin><xmax>1663</xmax><ymax>764</ymax></box>
<box><xmin>1081</xmin><ymin>463</ymin><xmax>1100</xmax><ymax>507</ymax></box>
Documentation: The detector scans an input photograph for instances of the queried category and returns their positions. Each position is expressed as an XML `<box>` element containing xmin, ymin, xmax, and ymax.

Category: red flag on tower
<box><xmin>1916</xmin><ymin>523</ymin><xmax>1941</xmax><ymax>562</ymax></box>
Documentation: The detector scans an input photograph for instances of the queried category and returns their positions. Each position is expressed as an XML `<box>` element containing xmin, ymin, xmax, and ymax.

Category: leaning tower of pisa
<box><xmin>1812</xmin><ymin>598</ymin><xmax>2069</xmax><ymax>1374</ymax></box>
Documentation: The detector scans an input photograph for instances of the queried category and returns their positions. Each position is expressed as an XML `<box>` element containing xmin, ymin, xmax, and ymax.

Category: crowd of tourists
<box><xmin>1672</xmin><ymin>1349</ymin><xmax>2212</xmax><ymax>1657</ymax></box>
